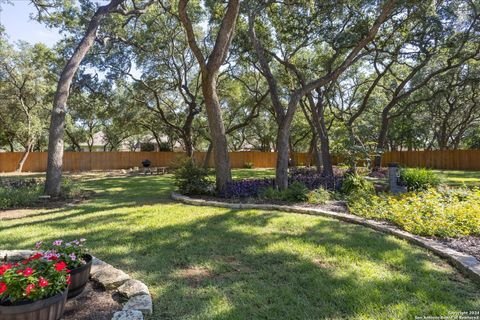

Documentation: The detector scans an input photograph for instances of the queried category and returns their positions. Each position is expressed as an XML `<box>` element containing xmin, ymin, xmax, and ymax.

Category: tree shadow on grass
<box><xmin>2</xmin><ymin>204</ymin><xmax>479</xmax><ymax>319</ymax></box>
<box><xmin>56</xmin><ymin>209</ymin><xmax>480</xmax><ymax>319</ymax></box>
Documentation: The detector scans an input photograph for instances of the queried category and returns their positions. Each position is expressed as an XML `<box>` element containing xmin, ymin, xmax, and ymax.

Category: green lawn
<box><xmin>1</xmin><ymin>171</ymin><xmax>479</xmax><ymax>319</ymax></box>
<box><xmin>433</xmin><ymin>170</ymin><xmax>480</xmax><ymax>187</ymax></box>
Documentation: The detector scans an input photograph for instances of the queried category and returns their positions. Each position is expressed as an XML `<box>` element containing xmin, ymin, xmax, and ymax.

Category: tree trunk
<box><xmin>374</xmin><ymin>112</ymin><xmax>390</xmax><ymax>169</ymax></box>
<box><xmin>44</xmin><ymin>0</ymin><xmax>124</xmax><ymax>196</ymax></box>
<box><xmin>203</xmin><ymin>143</ymin><xmax>213</xmax><ymax>168</ymax></box>
<box><xmin>275</xmin><ymin>126</ymin><xmax>290</xmax><ymax>190</ymax></box>
<box><xmin>183</xmin><ymin>133</ymin><xmax>194</xmax><ymax>157</ymax></box>
<box><xmin>16</xmin><ymin>142</ymin><xmax>32</xmax><ymax>173</ymax></box>
<box><xmin>310</xmin><ymin>135</ymin><xmax>322</xmax><ymax>172</ymax></box>
<box><xmin>202</xmin><ymin>77</ymin><xmax>232</xmax><ymax>191</ymax></box>
<box><xmin>178</xmin><ymin>0</ymin><xmax>239</xmax><ymax>193</ymax></box>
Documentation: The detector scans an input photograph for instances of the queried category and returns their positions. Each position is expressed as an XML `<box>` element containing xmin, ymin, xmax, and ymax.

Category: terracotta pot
<box><xmin>67</xmin><ymin>254</ymin><xmax>92</xmax><ymax>299</ymax></box>
<box><xmin>0</xmin><ymin>289</ymin><xmax>67</xmax><ymax>320</ymax></box>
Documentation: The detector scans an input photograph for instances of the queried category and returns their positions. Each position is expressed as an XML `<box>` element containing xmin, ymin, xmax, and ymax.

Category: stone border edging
<box><xmin>171</xmin><ymin>192</ymin><xmax>480</xmax><ymax>284</ymax></box>
<box><xmin>0</xmin><ymin>250</ymin><xmax>152</xmax><ymax>320</ymax></box>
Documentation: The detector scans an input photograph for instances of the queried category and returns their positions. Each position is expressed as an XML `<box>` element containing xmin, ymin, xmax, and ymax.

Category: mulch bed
<box><xmin>193</xmin><ymin>195</ymin><xmax>348</xmax><ymax>213</ymax></box>
<box><xmin>62</xmin><ymin>281</ymin><xmax>122</xmax><ymax>320</ymax></box>
<box><xmin>438</xmin><ymin>236</ymin><xmax>480</xmax><ymax>261</ymax></box>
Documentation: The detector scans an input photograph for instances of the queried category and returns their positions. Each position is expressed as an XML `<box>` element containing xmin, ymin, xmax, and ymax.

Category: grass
<box><xmin>433</xmin><ymin>170</ymin><xmax>480</xmax><ymax>187</ymax></box>
<box><xmin>0</xmin><ymin>170</ymin><xmax>479</xmax><ymax>319</ymax></box>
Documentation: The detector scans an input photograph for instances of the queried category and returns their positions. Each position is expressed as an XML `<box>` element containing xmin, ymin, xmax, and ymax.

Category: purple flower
<box><xmin>52</xmin><ymin>240</ymin><xmax>63</xmax><ymax>246</ymax></box>
<box><xmin>69</xmin><ymin>253</ymin><xmax>76</xmax><ymax>261</ymax></box>
<box><xmin>35</xmin><ymin>241</ymin><xmax>43</xmax><ymax>249</ymax></box>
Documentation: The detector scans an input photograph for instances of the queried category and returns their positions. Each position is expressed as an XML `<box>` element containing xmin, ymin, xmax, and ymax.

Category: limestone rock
<box><xmin>112</xmin><ymin>310</ymin><xmax>144</xmax><ymax>320</ymax></box>
<box><xmin>91</xmin><ymin>263</ymin><xmax>130</xmax><ymax>289</ymax></box>
<box><xmin>117</xmin><ymin>279</ymin><xmax>150</xmax><ymax>298</ymax></box>
<box><xmin>122</xmin><ymin>294</ymin><xmax>153</xmax><ymax>315</ymax></box>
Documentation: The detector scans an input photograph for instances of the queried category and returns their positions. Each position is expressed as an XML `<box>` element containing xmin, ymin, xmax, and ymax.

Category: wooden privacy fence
<box><xmin>0</xmin><ymin>151</ymin><xmax>318</xmax><ymax>172</ymax></box>
<box><xmin>381</xmin><ymin>150</ymin><xmax>480</xmax><ymax>171</ymax></box>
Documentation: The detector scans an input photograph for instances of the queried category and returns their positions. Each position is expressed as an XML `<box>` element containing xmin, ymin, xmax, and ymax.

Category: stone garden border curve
<box><xmin>171</xmin><ymin>192</ymin><xmax>480</xmax><ymax>285</ymax></box>
<box><xmin>0</xmin><ymin>250</ymin><xmax>152</xmax><ymax>320</ymax></box>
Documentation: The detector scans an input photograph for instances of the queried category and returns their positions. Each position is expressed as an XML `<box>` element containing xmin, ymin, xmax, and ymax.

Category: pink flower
<box><xmin>0</xmin><ymin>282</ymin><xmax>7</xmax><ymax>295</ymax></box>
<box><xmin>55</xmin><ymin>261</ymin><xmax>67</xmax><ymax>271</ymax></box>
<box><xmin>52</xmin><ymin>240</ymin><xmax>63</xmax><ymax>246</ymax></box>
<box><xmin>25</xmin><ymin>283</ymin><xmax>35</xmax><ymax>295</ymax></box>
<box><xmin>0</xmin><ymin>264</ymin><xmax>12</xmax><ymax>276</ymax></box>
<box><xmin>38</xmin><ymin>277</ymin><xmax>49</xmax><ymax>288</ymax></box>
<box><xmin>35</xmin><ymin>241</ymin><xmax>43</xmax><ymax>249</ymax></box>
<box><xmin>23</xmin><ymin>267</ymin><xmax>34</xmax><ymax>277</ymax></box>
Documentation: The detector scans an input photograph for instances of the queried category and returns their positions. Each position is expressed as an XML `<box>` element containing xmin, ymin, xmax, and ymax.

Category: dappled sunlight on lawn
<box><xmin>0</xmin><ymin>173</ymin><xmax>479</xmax><ymax>319</ymax></box>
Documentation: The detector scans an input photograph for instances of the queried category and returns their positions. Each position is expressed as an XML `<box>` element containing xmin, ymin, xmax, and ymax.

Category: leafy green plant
<box><xmin>259</xmin><ymin>181</ymin><xmax>308</xmax><ymax>202</ymax></box>
<box><xmin>0</xmin><ymin>186</ymin><xmax>42</xmax><ymax>209</ymax></box>
<box><xmin>307</xmin><ymin>188</ymin><xmax>331</xmax><ymax>204</ymax></box>
<box><xmin>283</xmin><ymin>181</ymin><xmax>309</xmax><ymax>202</ymax></box>
<box><xmin>244</xmin><ymin>162</ymin><xmax>254</xmax><ymax>169</ymax></box>
<box><xmin>173</xmin><ymin>158</ymin><xmax>213</xmax><ymax>195</ymax></box>
<box><xmin>399</xmin><ymin>168</ymin><xmax>440</xmax><ymax>191</ymax></box>
<box><xmin>341</xmin><ymin>173</ymin><xmax>375</xmax><ymax>195</ymax></box>
<box><xmin>347</xmin><ymin>187</ymin><xmax>480</xmax><ymax>238</ymax></box>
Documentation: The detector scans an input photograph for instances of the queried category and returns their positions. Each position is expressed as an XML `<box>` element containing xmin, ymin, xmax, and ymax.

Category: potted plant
<box><xmin>36</xmin><ymin>238</ymin><xmax>92</xmax><ymax>298</ymax></box>
<box><xmin>0</xmin><ymin>255</ymin><xmax>70</xmax><ymax>320</ymax></box>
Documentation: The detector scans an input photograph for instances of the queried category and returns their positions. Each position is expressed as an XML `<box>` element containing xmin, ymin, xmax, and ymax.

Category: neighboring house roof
<box><xmin>79</xmin><ymin>132</ymin><xmax>107</xmax><ymax>148</ymax></box>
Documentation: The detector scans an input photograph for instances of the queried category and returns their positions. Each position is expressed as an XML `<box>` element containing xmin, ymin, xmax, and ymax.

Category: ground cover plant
<box><xmin>347</xmin><ymin>187</ymin><xmax>480</xmax><ymax>238</ymax></box>
<box><xmin>0</xmin><ymin>177</ymin><xmax>82</xmax><ymax>210</ymax></box>
<box><xmin>1</xmin><ymin>172</ymin><xmax>479</xmax><ymax>319</ymax></box>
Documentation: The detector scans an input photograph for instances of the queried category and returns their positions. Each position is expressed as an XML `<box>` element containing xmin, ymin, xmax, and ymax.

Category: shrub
<box><xmin>347</xmin><ymin>187</ymin><xmax>480</xmax><ymax>238</ymax></box>
<box><xmin>307</xmin><ymin>188</ymin><xmax>331</xmax><ymax>205</ymax></box>
<box><xmin>244</xmin><ymin>162</ymin><xmax>254</xmax><ymax>169</ymax></box>
<box><xmin>60</xmin><ymin>177</ymin><xmax>82</xmax><ymax>199</ymax></box>
<box><xmin>173</xmin><ymin>158</ymin><xmax>213</xmax><ymax>195</ymax></box>
<box><xmin>259</xmin><ymin>181</ymin><xmax>308</xmax><ymax>202</ymax></box>
<box><xmin>0</xmin><ymin>185</ymin><xmax>42</xmax><ymax>209</ymax></box>
<box><xmin>341</xmin><ymin>173</ymin><xmax>375</xmax><ymax>195</ymax></box>
<box><xmin>283</xmin><ymin>181</ymin><xmax>309</xmax><ymax>202</ymax></box>
<box><xmin>399</xmin><ymin>168</ymin><xmax>440</xmax><ymax>191</ymax></box>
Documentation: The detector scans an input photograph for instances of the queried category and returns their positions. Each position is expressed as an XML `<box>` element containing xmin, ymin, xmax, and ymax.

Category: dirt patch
<box><xmin>438</xmin><ymin>236</ymin><xmax>480</xmax><ymax>261</ymax></box>
<box><xmin>62</xmin><ymin>281</ymin><xmax>122</xmax><ymax>320</ymax></box>
<box><xmin>312</xmin><ymin>258</ymin><xmax>332</xmax><ymax>269</ymax></box>
<box><xmin>175</xmin><ymin>266</ymin><xmax>212</xmax><ymax>288</ymax></box>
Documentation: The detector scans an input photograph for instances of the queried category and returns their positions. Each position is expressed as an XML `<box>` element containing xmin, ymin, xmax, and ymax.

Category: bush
<box><xmin>60</xmin><ymin>177</ymin><xmax>82</xmax><ymax>199</ymax></box>
<box><xmin>341</xmin><ymin>173</ymin><xmax>375</xmax><ymax>195</ymax></box>
<box><xmin>307</xmin><ymin>188</ymin><xmax>331</xmax><ymax>204</ymax></box>
<box><xmin>173</xmin><ymin>158</ymin><xmax>213</xmax><ymax>195</ymax></box>
<box><xmin>0</xmin><ymin>185</ymin><xmax>42</xmax><ymax>209</ymax></box>
<box><xmin>347</xmin><ymin>187</ymin><xmax>480</xmax><ymax>238</ymax></box>
<box><xmin>259</xmin><ymin>181</ymin><xmax>308</xmax><ymax>202</ymax></box>
<box><xmin>399</xmin><ymin>168</ymin><xmax>440</xmax><ymax>191</ymax></box>
<box><xmin>244</xmin><ymin>162</ymin><xmax>254</xmax><ymax>169</ymax></box>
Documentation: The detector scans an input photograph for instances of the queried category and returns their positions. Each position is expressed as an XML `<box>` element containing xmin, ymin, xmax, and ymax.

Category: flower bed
<box><xmin>221</xmin><ymin>168</ymin><xmax>344</xmax><ymax>198</ymax></box>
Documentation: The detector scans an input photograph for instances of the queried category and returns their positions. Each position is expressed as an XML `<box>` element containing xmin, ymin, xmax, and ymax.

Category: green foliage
<box><xmin>244</xmin><ymin>162</ymin><xmax>254</xmax><ymax>169</ymax></box>
<box><xmin>341</xmin><ymin>173</ymin><xmax>375</xmax><ymax>195</ymax></box>
<box><xmin>260</xmin><ymin>181</ymin><xmax>308</xmax><ymax>202</ymax></box>
<box><xmin>400</xmin><ymin>168</ymin><xmax>440</xmax><ymax>191</ymax></box>
<box><xmin>348</xmin><ymin>187</ymin><xmax>480</xmax><ymax>238</ymax></box>
<box><xmin>173</xmin><ymin>158</ymin><xmax>213</xmax><ymax>195</ymax></box>
<box><xmin>0</xmin><ymin>185</ymin><xmax>42</xmax><ymax>209</ymax></box>
<box><xmin>60</xmin><ymin>177</ymin><xmax>82</xmax><ymax>199</ymax></box>
<box><xmin>307</xmin><ymin>188</ymin><xmax>331</xmax><ymax>205</ymax></box>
